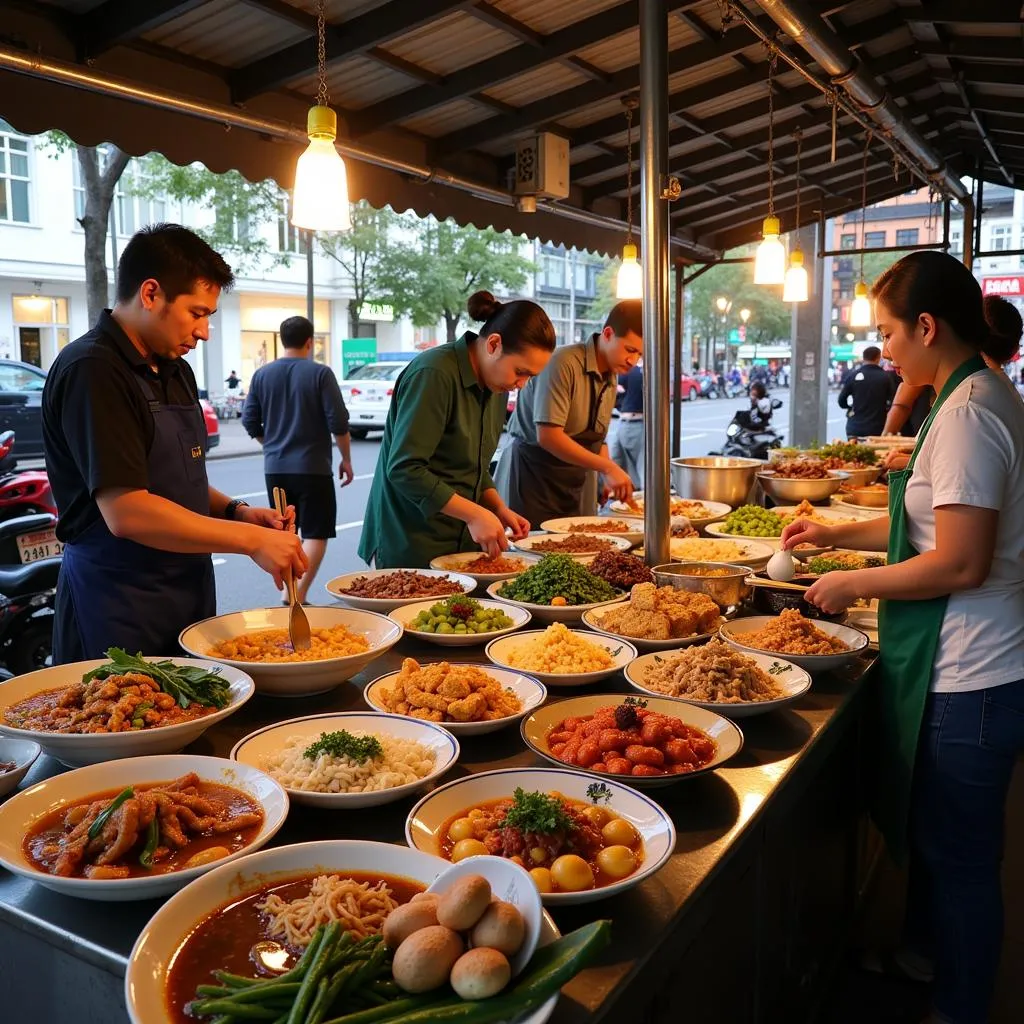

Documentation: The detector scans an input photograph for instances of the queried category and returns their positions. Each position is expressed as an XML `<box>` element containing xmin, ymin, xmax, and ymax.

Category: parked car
<box><xmin>338</xmin><ymin>361</ymin><xmax>409</xmax><ymax>439</ymax></box>
<box><xmin>679</xmin><ymin>372</ymin><xmax>701</xmax><ymax>402</ymax></box>
<box><xmin>0</xmin><ymin>360</ymin><xmax>46</xmax><ymax>460</ymax></box>
<box><xmin>200</xmin><ymin>399</ymin><xmax>220</xmax><ymax>449</ymax></box>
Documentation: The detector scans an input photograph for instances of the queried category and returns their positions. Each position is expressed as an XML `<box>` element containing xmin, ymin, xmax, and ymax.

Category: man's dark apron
<box><xmin>504</xmin><ymin>379</ymin><xmax>612</xmax><ymax>529</ymax></box>
<box><xmin>53</xmin><ymin>374</ymin><xmax>216</xmax><ymax>663</ymax></box>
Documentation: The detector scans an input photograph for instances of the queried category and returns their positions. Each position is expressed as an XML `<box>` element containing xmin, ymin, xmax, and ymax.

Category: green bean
<box><xmin>186</xmin><ymin>999</ymin><xmax>281</xmax><ymax>1019</ymax></box>
<box><xmin>369</xmin><ymin>982</ymin><xmax>398</xmax><ymax>997</ymax></box>
<box><xmin>87</xmin><ymin>786</ymin><xmax>133</xmax><ymax>841</ymax></box>
<box><xmin>358</xmin><ymin>992</ymin><xmax>388</xmax><ymax>1007</ymax></box>
<box><xmin>287</xmin><ymin>922</ymin><xmax>340</xmax><ymax>1024</ymax></box>
<box><xmin>317</xmin><ymin>998</ymin><xmax>435</xmax><ymax>1024</ymax></box>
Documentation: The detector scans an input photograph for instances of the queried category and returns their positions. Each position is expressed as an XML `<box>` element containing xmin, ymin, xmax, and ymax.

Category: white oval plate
<box><xmin>704</xmin><ymin>521</ymin><xmax>832</xmax><ymax>557</ymax></box>
<box><xmin>364</xmin><ymin>666</ymin><xmax>547</xmax><ymax>736</ymax></box>
<box><xmin>0</xmin><ymin>736</ymin><xmax>41</xmax><ymax>798</ymax></box>
<box><xmin>485</xmin><ymin>630</ymin><xmax>637</xmax><ymax>688</ymax></box>
<box><xmin>406</xmin><ymin>767</ymin><xmax>676</xmax><ymax>905</ymax></box>
<box><xmin>0</xmin><ymin>658</ymin><xmax>255</xmax><ymax>767</ymax></box>
<box><xmin>428</xmin><ymin>551</ymin><xmax>540</xmax><ymax>583</ymax></box>
<box><xmin>126</xmin><ymin>840</ymin><xmax>561</xmax><ymax>1024</ymax></box>
<box><xmin>511</xmin><ymin>533</ymin><xmax>633</xmax><ymax>564</ymax></box>
<box><xmin>659</xmin><ymin>537</ymin><xmax>775</xmax><ymax>569</ymax></box>
<box><xmin>230</xmin><ymin>711</ymin><xmax>459</xmax><ymax>809</ymax></box>
<box><xmin>580</xmin><ymin>607</ymin><xmax>723</xmax><ymax>653</ymax></box>
<box><xmin>719</xmin><ymin>615</ymin><xmax>870</xmax><ymax>673</ymax></box>
<box><xmin>0</xmin><ymin>754</ymin><xmax>288</xmax><ymax>901</ymax></box>
<box><xmin>388</xmin><ymin>598</ymin><xmax>531</xmax><ymax>646</ymax></box>
<box><xmin>610</xmin><ymin>494</ymin><xmax>732</xmax><ymax>527</ymax></box>
<box><xmin>179</xmin><ymin>606</ymin><xmax>402</xmax><ymax>698</ymax></box>
<box><xmin>624</xmin><ymin>649</ymin><xmax>811</xmax><ymax>718</ymax></box>
<box><xmin>485</xmin><ymin>580</ymin><xmax>626</xmax><ymax>625</ymax></box>
<box><xmin>326</xmin><ymin>568</ymin><xmax>476</xmax><ymax>613</ymax></box>
<box><xmin>539</xmin><ymin>517</ymin><xmax>643</xmax><ymax>547</ymax></box>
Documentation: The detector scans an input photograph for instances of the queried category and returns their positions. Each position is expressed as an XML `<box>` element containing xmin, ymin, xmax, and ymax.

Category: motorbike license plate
<box><xmin>17</xmin><ymin>528</ymin><xmax>64</xmax><ymax>565</ymax></box>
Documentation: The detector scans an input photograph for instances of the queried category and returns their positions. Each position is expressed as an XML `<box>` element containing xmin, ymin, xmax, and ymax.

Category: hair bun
<box><xmin>982</xmin><ymin>295</ymin><xmax>1023</xmax><ymax>365</ymax></box>
<box><xmin>467</xmin><ymin>290</ymin><xmax>501</xmax><ymax>322</ymax></box>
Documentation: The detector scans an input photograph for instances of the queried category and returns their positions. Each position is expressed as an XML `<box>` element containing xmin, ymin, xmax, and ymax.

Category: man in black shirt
<box><xmin>837</xmin><ymin>345</ymin><xmax>897</xmax><ymax>438</ymax></box>
<box><xmin>610</xmin><ymin>360</ymin><xmax>644</xmax><ymax>489</ymax></box>
<box><xmin>43</xmin><ymin>224</ymin><xmax>307</xmax><ymax>663</ymax></box>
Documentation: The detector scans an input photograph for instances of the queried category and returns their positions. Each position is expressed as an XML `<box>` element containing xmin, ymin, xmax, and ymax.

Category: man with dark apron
<box><xmin>42</xmin><ymin>224</ymin><xmax>307</xmax><ymax>663</ymax></box>
<box><xmin>495</xmin><ymin>300</ymin><xmax>644</xmax><ymax>527</ymax></box>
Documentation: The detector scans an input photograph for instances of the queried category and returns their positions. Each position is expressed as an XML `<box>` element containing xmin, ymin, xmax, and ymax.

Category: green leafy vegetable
<box><xmin>806</xmin><ymin>554</ymin><xmax>885</xmax><ymax>575</ymax></box>
<box><xmin>139</xmin><ymin>817</ymin><xmax>160</xmax><ymax>869</ymax></box>
<box><xmin>499</xmin><ymin>787</ymin><xmax>577</xmax><ymax>835</ymax></box>
<box><xmin>88</xmin><ymin>786</ymin><xmax>133</xmax><ymax>841</ymax></box>
<box><xmin>304</xmin><ymin>730</ymin><xmax>383</xmax><ymax>763</ymax></box>
<box><xmin>82</xmin><ymin>649</ymin><xmax>230</xmax><ymax>710</ymax></box>
<box><xmin>813</xmin><ymin>442</ymin><xmax>878</xmax><ymax>466</ymax></box>
<box><xmin>496</xmin><ymin>554</ymin><xmax>619</xmax><ymax>606</ymax></box>
<box><xmin>586</xmin><ymin>782</ymin><xmax>613</xmax><ymax>804</ymax></box>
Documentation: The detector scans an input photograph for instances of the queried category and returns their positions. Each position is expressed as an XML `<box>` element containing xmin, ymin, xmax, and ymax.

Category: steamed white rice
<box><xmin>260</xmin><ymin>733</ymin><xmax>435</xmax><ymax>793</ymax></box>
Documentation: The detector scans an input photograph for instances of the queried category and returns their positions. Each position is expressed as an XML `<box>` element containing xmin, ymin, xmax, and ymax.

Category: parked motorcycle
<box><xmin>0</xmin><ymin>513</ymin><xmax>60</xmax><ymax>673</ymax></box>
<box><xmin>0</xmin><ymin>431</ymin><xmax>56</xmax><ymax>522</ymax></box>
<box><xmin>710</xmin><ymin>399</ymin><xmax>785</xmax><ymax>460</ymax></box>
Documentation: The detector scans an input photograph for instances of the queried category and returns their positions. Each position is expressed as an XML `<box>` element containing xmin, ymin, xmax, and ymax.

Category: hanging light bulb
<box><xmin>848</xmin><ymin>132</ymin><xmax>873</xmax><ymax>329</ymax></box>
<box><xmin>292</xmin><ymin>1</ymin><xmax>351</xmax><ymax>231</ymax></box>
<box><xmin>616</xmin><ymin>97</ymin><xmax>641</xmax><ymax>299</ymax></box>
<box><xmin>755</xmin><ymin>44</ymin><xmax>786</xmax><ymax>286</ymax></box>
<box><xmin>783</xmin><ymin>129</ymin><xmax>808</xmax><ymax>303</ymax></box>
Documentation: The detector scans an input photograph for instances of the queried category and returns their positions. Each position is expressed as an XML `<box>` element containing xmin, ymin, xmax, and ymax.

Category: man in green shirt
<box><xmin>359</xmin><ymin>293</ymin><xmax>555</xmax><ymax>568</ymax></box>
<box><xmin>495</xmin><ymin>300</ymin><xmax>643</xmax><ymax>527</ymax></box>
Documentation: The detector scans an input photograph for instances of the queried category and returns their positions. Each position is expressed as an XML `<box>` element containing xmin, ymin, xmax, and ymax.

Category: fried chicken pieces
<box><xmin>594</xmin><ymin>583</ymin><xmax>721</xmax><ymax>640</ymax></box>
<box><xmin>379</xmin><ymin>658</ymin><xmax>522</xmax><ymax>723</ymax></box>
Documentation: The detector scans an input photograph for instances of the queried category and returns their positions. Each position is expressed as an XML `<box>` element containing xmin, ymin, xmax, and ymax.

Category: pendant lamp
<box><xmin>755</xmin><ymin>46</ymin><xmax>786</xmax><ymax>285</ymax></box>
<box><xmin>783</xmin><ymin>129</ymin><xmax>809</xmax><ymax>302</ymax></box>
<box><xmin>291</xmin><ymin>0</ymin><xmax>351</xmax><ymax>231</ymax></box>
<box><xmin>849</xmin><ymin>133</ymin><xmax>873</xmax><ymax>329</ymax></box>
<box><xmin>616</xmin><ymin>97</ymin><xmax>642</xmax><ymax>299</ymax></box>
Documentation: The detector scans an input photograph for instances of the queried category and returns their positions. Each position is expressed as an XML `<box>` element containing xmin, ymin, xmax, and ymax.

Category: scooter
<box><xmin>0</xmin><ymin>513</ymin><xmax>61</xmax><ymax>674</ymax></box>
<box><xmin>0</xmin><ymin>431</ymin><xmax>56</xmax><ymax>522</ymax></box>
<box><xmin>711</xmin><ymin>400</ymin><xmax>785</xmax><ymax>460</ymax></box>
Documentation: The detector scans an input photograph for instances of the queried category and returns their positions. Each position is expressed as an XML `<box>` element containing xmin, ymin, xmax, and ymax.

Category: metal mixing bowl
<box><xmin>837</xmin><ymin>466</ymin><xmax>882</xmax><ymax>488</ymax></box>
<box><xmin>846</xmin><ymin>485</ymin><xmax>889</xmax><ymax>507</ymax></box>
<box><xmin>756</xmin><ymin>470</ymin><xmax>849</xmax><ymax>503</ymax></box>
<box><xmin>652</xmin><ymin>561</ymin><xmax>753</xmax><ymax>616</ymax></box>
<box><xmin>670</xmin><ymin>456</ymin><xmax>761</xmax><ymax>507</ymax></box>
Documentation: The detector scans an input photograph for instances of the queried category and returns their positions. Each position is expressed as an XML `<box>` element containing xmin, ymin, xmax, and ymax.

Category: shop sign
<box><xmin>981</xmin><ymin>275</ymin><xmax>1024</xmax><ymax>297</ymax></box>
<box><xmin>341</xmin><ymin>338</ymin><xmax>378</xmax><ymax>378</ymax></box>
<box><xmin>358</xmin><ymin>303</ymin><xmax>395</xmax><ymax>322</ymax></box>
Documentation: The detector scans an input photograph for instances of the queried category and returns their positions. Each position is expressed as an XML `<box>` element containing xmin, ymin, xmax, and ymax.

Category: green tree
<box><xmin>376</xmin><ymin>218</ymin><xmax>536</xmax><ymax>343</ymax></box>
<box><xmin>318</xmin><ymin>201</ymin><xmax>402</xmax><ymax>337</ymax></box>
<box><xmin>592</xmin><ymin>257</ymin><xmax>620</xmax><ymax>324</ymax></box>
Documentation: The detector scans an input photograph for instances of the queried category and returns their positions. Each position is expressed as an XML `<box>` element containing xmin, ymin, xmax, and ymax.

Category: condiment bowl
<box><xmin>538</xmin><ymin>516</ymin><xmax>643</xmax><ymax>547</ymax></box>
<box><xmin>580</xmin><ymin>606</ymin><xmax>724</xmax><ymax>653</ymax></box>
<box><xmin>0</xmin><ymin>736</ymin><xmax>41</xmax><ymax>798</ymax></box>
<box><xmin>0</xmin><ymin>753</ymin><xmax>288</xmax><ymax>901</ymax></box>
<box><xmin>364</xmin><ymin>666</ymin><xmax>547</xmax><ymax>736</ymax></box>
<box><xmin>624</xmin><ymin>649</ymin><xmax>811</xmax><ymax>718</ymax></box>
<box><xmin>719</xmin><ymin>615</ymin><xmax>870</xmax><ymax>673</ymax></box>
<box><xmin>406</xmin><ymin>767</ymin><xmax>676</xmax><ymax>905</ymax></box>
<box><xmin>387</xmin><ymin>597</ymin><xmax>531</xmax><ymax>646</ymax></box>
<box><xmin>485</xmin><ymin>580</ymin><xmax>626</xmax><ymax>625</ymax></box>
<box><xmin>230</xmin><ymin>711</ymin><xmax>459</xmax><ymax>809</ymax></box>
<box><xmin>428</xmin><ymin>551</ymin><xmax>540</xmax><ymax>584</ymax></box>
<box><xmin>485</xmin><ymin>630</ymin><xmax>637</xmax><ymax>688</ymax></box>
<box><xmin>0</xmin><ymin>658</ymin><xmax>255</xmax><ymax>767</ymax></box>
<box><xmin>325</xmin><ymin>568</ymin><xmax>477</xmax><ymax>613</ymax></box>
<box><xmin>126</xmin><ymin>840</ymin><xmax>562</xmax><ymax>1024</ymax></box>
<box><xmin>179</xmin><ymin>606</ymin><xmax>401</xmax><ymax>698</ymax></box>
<box><xmin>511</xmin><ymin>533</ymin><xmax>633</xmax><ymax>564</ymax></box>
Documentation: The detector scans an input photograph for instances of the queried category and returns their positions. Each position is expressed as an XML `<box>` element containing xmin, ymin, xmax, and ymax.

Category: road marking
<box><xmin>677</xmin><ymin>432</ymin><xmax>707</xmax><ymax>441</ymax></box>
<box><xmin>335</xmin><ymin>520</ymin><xmax>364</xmax><ymax>531</ymax></box>
<box><xmin>227</xmin><ymin>477</ymin><xmax>373</xmax><ymax>502</ymax></box>
<box><xmin>212</xmin><ymin>558</ymin><xmax>226</xmax><ymax>565</ymax></box>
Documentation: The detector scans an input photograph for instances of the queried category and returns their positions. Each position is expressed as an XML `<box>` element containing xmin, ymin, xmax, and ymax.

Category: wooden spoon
<box><xmin>273</xmin><ymin>486</ymin><xmax>311</xmax><ymax>652</ymax></box>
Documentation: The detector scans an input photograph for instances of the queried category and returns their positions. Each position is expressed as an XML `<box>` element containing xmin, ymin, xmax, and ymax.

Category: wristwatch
<box><xmin>224</xmin><ymin>498</ymin><xmax>250</xmax><ymax>521</ymax></box>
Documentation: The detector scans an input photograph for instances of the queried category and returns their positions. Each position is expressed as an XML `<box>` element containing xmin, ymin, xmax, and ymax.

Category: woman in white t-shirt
<box><xmin>782</xmin><ymin>250</ymin><xmax>1024</xmax><ymax>1024</ymax></box>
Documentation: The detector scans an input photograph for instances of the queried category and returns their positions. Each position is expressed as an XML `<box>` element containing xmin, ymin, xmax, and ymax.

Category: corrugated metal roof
<box><xmin>292</xmin><ymin>55</ymin><xmax>416</xmax><ymax>110</ymax></box>
<box><xmin>398</xmin><ymin>98</ymin><xmax>493</xmax><ymax>137</ymax></box>
<box><xmin>489</xmin><ymin>0</ymin><xmax>625</xmax><ymax>37</ymax></box>
<box><xmin>483</xmin><ymin>63</ymin><xmax>588</xmax><ymax>107</ymax></box>
<box><xmin>385</xmin><ymin>11</ymin><xmax>517</xmax><ymax>76</ymax></box>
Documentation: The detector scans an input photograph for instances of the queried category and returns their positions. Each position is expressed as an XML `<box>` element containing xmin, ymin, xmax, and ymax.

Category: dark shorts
<box><xmin>265</xmin><ymin>473</ymin><xmax>337</xmax><ymax>539</ymax></box>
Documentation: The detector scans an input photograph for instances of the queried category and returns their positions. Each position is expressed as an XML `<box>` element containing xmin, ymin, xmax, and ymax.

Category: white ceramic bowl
<box><xmin>485</xmin><ymin>580</ymin><xmax>626</xmax><ymax>625</ymax></box>
<box><xmin>580</xmin><ymin>606</ymin><xmax>724</xmax><ymax>653</ymax></box>
<box><xmin>179</xmin><ymin>606</ymin><xmax>401</xmax><ymax>698</ymax></box>
<box><xmin>624</xmin><ymin>649</ymin><xmax>812</xmax><ymax>718</ymax></box>
<box><xmin>230</xmin><ymin>711</ymin><xmax>459</xmax><ymax>808</ymax></box>
<box><xmin>428</xmin><ymin>550</ymin><xmax>539</xmax><ymax>583</ymax></box>
<box><xmin>511</xmin><ymin>533</ymin><xmax>634</xmax><ymax>565</ymax></box>
<box><xmin>387</xmin><ymin>598</ymin><xmax>531</xmax><ymax>646</ymax></box>
<box><xmin>0</xmin><ymin>754</ymin><xmax>288</xmax><ymax>901</ymax></box>
<box><xmin>325</xmin><ymin>568</ymin><xmax>476</xmax><ymax>612</ymax></box>
<box><xmin>539</xmin><ymin>516</ymin><xmax>643</xmax><ymax>547</ymax></box>
<box><xmin>126</xmin><ymin>840</ymin><xmax>561</xmax><ymax>1024</ymax></box>
<box><xmin>520</xmin><ymin>694</ymin><xmax>743</xmax><ymax>788</ymax></box>
<box><xmin>718</xmin><ymin>615</ymin><xmax>870</xmax><ymax>673</ymax></box>
<box><xmin>485</xmin><ymin>630</ymin><xmax>637</xmax><ymax>688</ymax></box>
<box><xmin>610</xmin><ymin>494</ymin><xmax>732</xmax><ymax>527</ymax></box>
<box><xmin>0</xmin><ymin>736</ymin><xmax>41</xmax><ymax>798</ymax></box>
<box><xmin>364</xmin><ymin>665</ymin><xmax>547</xmax><ymax>736</ymax></box>
<box><xmin>406</xmin><ymin>767</ymin><xmax>676</xmax><ymax>905</ymax></box>
<box><xmin>0</xmin><ymin>658</ymin><xmax>255</xmax><ymax>767</ymax></box>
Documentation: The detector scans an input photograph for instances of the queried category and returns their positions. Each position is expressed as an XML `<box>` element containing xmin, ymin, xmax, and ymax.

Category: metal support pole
<box><xmin>305</xmin><ymin>230</ymin><xmax>315</xmax><ymax>334</ymax></box>
<box><xmin>788</xmin><ymin>220</ymin><xmax>828</xmax><ymax>448</ymax></box>
<box><xmin>639</xmin><ymin>0</ymin><xmax>670</xmax><ymax>567</ymax></box>
<box><xmin>673</xmin><ymin>262</ymin><xmax>683</xmax><ymax>458</ymax></box>
<box><xmin>942</xmin><ymin>198</ymin><xmax>951</xmax><ymax>250</ymax></box>
<box><xmin>962</xmin><ymin>195</ymin><xmax>975</xmax><ymax>271</ymax></box>
<box><xmin>973</xmin><ymin>162</ymin><xmax>984</xmax><ymax>268</ymax></box>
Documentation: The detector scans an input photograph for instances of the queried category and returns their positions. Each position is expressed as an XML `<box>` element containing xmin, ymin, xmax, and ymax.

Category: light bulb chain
<box><xmin>316</xmin><ymin>0</ymin><xmax>329</xmax><ymax>109</ymax></box>
<box><xmin>766</xmin><ymin>43</ymin><xmax>777</xmax><ymax>216</ymax></box>
<box><xmin>794</xmin><ymin>128</ymin><xmax>802</xmax><ymax>232</ymax></box>
<box><xmin>625</xmin><ymin>102</ymin><xmax>634</xmax><ymax>244</ymax></box>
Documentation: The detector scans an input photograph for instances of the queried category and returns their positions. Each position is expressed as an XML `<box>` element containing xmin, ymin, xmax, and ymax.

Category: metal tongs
<box><xmin>273</xmin><ymin>486</ymin><xmax>311</xmax><ymax>651</ymax></box>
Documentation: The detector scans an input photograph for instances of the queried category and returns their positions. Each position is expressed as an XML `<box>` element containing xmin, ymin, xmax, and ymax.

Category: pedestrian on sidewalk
<box><xmin>610</xmin><ymin>358</ymin><xmax>644</xmax><ymax>491</ymax></box>
<box><xmin>243</xmin><ymin>315</ymin><xmax>353</xmax><ymax>604</ymax></box>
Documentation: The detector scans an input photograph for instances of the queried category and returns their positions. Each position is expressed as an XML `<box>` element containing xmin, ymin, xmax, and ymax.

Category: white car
<box><xmin>338</xmin><ymin>361</ymin><xmax>408</xmax><ymax>438</ymax></box>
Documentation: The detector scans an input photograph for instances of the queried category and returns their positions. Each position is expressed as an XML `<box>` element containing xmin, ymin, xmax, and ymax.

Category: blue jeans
<box><xmin>905</xmin><ymin>679</ymin><xmax>1024</xmax><ymax>1024</ymax></box>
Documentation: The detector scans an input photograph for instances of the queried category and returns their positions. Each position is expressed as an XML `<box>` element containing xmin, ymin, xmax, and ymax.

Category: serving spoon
<box><xmin>273</xmin><ymin>486</ymin><xmax>311</xmax><ymax>652</ymax></box>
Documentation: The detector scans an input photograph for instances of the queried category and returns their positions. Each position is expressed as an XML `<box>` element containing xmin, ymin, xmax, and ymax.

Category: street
<box><xmin>206</xmin><ymin>389</ymin><xmax>851</xmax><ymax>613</ymax></box>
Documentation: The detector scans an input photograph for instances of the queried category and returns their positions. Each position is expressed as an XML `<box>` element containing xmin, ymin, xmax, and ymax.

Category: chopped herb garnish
<box><xmin>769</xmin><ymin>662</ymin><xmax>793</xmax><ymax>676</ymax></box>
<box><xmin>304</xmin><ymin>730</ymin><xmax>382</xmax><ymax>763</ymax></box>
<box><xmin>586</xmin><ymin>782</ymin><xmax>613</xmax><ymax>805</ymax></box>
<box><xmin>499</xmin><ymin>787</ymin><xmax>577</xmax><ymax>835</ymax></box>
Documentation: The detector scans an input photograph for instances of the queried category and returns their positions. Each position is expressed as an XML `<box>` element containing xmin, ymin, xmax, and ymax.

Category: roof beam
<box><xmin>230</xmin><ymin>0</ymin><xmax>470</xmax><ymax>102</ymax></box>
<box><xmin>79</xmin><ymin>0</ymin><xmax>212</xmax><ymax>58</ymax></box>
<box><xmin>934</xmin><ymin>64</ymin><xmax>1024</xmax><ymax>87</ymax></box>
<box><xmin>915</xmin><ymin>38</ymin><xmax>1024</xmax><ymax>63</ymax></box>
<box><xmin>466</xmin><ymin>2</ymin><xmax>544</xmax><ymax>46</ymax></box>
<box><xmin>903</xmin><ymin>1</ymin><xmax>1024</xmax><ymax>24</ymax></box>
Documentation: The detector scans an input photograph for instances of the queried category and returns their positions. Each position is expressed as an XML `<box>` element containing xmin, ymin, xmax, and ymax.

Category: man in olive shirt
<box><xmin>495</xmin><ymin>301</ymin><xmax>642</xmax><ymax>527</ymax></box>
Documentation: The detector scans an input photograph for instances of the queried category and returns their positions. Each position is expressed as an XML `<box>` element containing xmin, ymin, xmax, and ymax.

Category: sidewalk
<box><xmin>208</xmin><ymin>417</ymin><xmax>262</xmax><ymax>460</ymax></box>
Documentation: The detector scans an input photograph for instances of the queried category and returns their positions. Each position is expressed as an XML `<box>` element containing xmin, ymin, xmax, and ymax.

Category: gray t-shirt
<box><xmin>242</xmin><ymin>357</ymin><xmax>349</xmax><ymax>475</ymax></box>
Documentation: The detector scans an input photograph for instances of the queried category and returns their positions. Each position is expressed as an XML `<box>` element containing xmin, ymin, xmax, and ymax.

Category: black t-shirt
<box><xmin>42</xmin><ymin>310</ymin><xmax>204</xmax><ymax>543</ymax></box>
<box><xmin>837</xmin><ymin>362</ymin><xmax>898</xmax><ymax>437</ymax></box>
<box><xmin>617</xmin><ymin>364</ymin><xmax>644</xmax><ymax>414</ymax></box>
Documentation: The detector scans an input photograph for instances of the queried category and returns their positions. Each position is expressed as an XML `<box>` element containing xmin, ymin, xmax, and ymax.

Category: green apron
<box><xmin>873</xmin><ymin>354</ymin><xmax>987</xmax><ymax>862</ymax></box>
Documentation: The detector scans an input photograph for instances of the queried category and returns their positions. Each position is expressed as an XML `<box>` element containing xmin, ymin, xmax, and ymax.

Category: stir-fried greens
<box><xmin>82</xmin><ymin>649</ymin><xmax>230</xmax><ymax>710</ymax></box>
